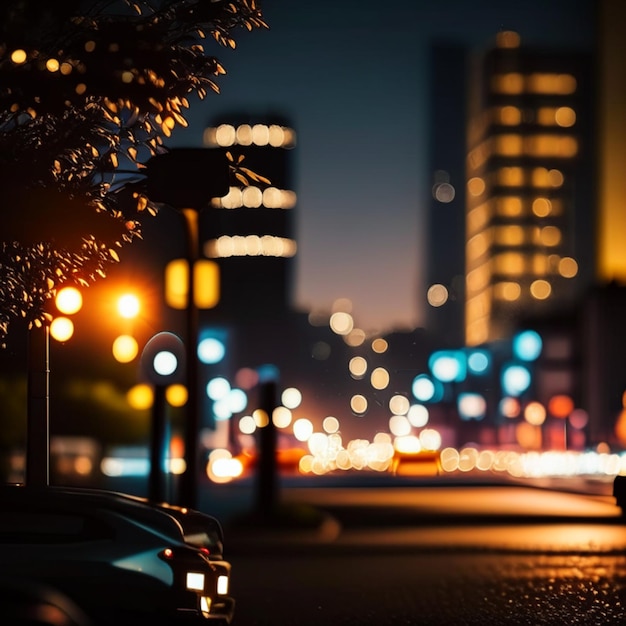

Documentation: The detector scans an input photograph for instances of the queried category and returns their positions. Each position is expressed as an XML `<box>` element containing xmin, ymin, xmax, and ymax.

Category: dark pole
<box><xmin>255</xmin><ymin>379</ymin><xmax>278</xmax><ymax>517</ymax></box>
<box><xmin>148</xmin><ymin>384</ymin><xmax>168</xmax><ymax>502</ymax></box>
<box><xmin>179</xmin><ymin>208</ymin><xmax>200</xmax><ymax>509</ymax></box>
<box><xmin>26</xmin><ymin>323</ymin><xmax>50</xmax><ymax>486</ymax></box>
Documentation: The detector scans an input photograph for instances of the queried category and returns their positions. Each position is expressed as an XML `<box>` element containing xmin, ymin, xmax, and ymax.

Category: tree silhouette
<box><xmin>0</xmin><ymin>0</ymin><xmax>268</xmax><ymax>343</ymax></box>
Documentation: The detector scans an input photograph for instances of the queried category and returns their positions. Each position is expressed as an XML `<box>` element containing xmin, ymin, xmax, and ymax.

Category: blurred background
<box><xmin>1</xmin><ymin>0</ymin><xmax>624</xmax><ymax>496</ymax></box>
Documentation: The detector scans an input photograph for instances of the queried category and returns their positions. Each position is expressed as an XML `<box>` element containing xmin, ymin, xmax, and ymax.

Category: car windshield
<box><xmin>0</xmin><ymin>0</ymin><xmax>623</xmax><ymax>511</ymax></box>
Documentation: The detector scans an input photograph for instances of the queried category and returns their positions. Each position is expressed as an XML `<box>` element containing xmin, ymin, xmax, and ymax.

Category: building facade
<box><xmin>464</xmin><ymin>31</ymin><xmax>595</xmax><ymax>346</ymax></box>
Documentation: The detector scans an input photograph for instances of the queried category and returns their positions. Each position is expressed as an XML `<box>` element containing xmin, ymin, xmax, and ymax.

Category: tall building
<box><xmin>464</xmin><ymin>31</ymin><xmax>595</xmax><ymax>346</ymax></box>
<box><xmin>201</xmin><ymin>114</ymin><xmax>298</xmax><ymax>318</ymax></box>
<box><xmin>425</xmin><ymin>43</ymin><xmax>467</xmax><ymax>346</ymax></box>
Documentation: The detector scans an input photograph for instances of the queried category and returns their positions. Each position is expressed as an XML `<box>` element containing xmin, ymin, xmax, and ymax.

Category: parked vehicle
<box><xmin>0</xmin><ymin>485</ymin><xmax>234</xmax><ymax>625</ymax></box>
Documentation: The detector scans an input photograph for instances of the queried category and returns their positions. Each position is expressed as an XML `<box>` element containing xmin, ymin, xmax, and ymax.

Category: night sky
<box><xmin>168</xmin><ymin>0</ymin><xmax>595</xmax><ymax>334</ymax></box>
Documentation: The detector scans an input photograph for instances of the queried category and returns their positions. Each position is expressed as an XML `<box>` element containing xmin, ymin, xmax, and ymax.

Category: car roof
<box><xmin>0</xmin><ymin>485</ymin><xmax>187</xmax><ymax>541</ymax></box>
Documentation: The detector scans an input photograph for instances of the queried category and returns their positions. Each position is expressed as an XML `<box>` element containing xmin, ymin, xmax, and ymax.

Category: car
<box><xmin>0</xmin><ymin>485</ymin><xmax>235</xmax><ymax>626</ymax></box>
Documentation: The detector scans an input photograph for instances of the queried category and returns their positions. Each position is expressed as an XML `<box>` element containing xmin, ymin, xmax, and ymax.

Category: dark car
<box><xmin>0</xmin><ymin>485</ymin><xmax>234</xmax><ymax>625</ymax></box>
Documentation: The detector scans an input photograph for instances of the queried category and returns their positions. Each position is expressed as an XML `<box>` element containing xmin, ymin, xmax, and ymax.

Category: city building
<box><xmin>464</xmin><ymin>31</ymin><xmax>595</xmax><ymax>346</ymax></box>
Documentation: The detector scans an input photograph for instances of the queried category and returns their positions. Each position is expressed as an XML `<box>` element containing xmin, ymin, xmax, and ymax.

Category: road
<box><xmin>202</xmin><ymin>475</ymin><xmax>626</xmax><ymax>625</ymax></box>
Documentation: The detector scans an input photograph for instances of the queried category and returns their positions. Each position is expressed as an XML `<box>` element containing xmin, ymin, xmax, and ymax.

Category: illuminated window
<box><xmin>524</xmin><ymin>135</ymin><xmax>578</xmax><ymax>157</ymax></box>
<box><xmin>494</xmin><ymin>252</ymin><xmax>525</xmax><ymax>275</ymax></box>
<box><xmin>497</xmin><ymin>106</ymin><xmax>521</xmax><ymax>125</ymax></box>
<box><xmin>530</xmin><ymin>279</ymin><xmax>552</xmax><ymax>299</ymax></box>
<box><xmin>497</xmin><ymin>167</ymin><xmax>524</xmax><ymax>186</ymax></box>
<box><xmin>204</xmin><ymin>235</ymin><xmax>297</xmax><ymax>258</ymax></box>
<box><xmin>467</xmin><ymin>232</ymin><xmax>490</xmax><ymax>261</ymax></box>
<box><xmin>494</xmin><ymin>282</ymin><xmax>521</xmax><ymax>301</ymax></box>
<box><xmin>527</xmin><ymin>73</ymin><xmax>577</xmax><ymax>94</ymax></box>
<box><xmin>494</xmin><ymin>226</ymin><xmax>524</xmax><ymax>246</ymax></box>
<box><xmin>496</xmin><ymin>31</ymin><xmax>521</xmax><ymax>48</ymax></box>
<box><xmin>532</xmin><ymin>198</ymin><xmax>552</xmax><ymax>217</ymax></box>
<box><xmin>532</xmin><ymin>168</ymin><xmax>551</xmax><ymax>187</ymax></box>
<box><xmin>467</xmin><ymin>177</ymin><xmax>486</xmax><ymax>196</ymax></box>
<box><xmin>495</xmin><ymin>134</ymin><xmax>523</xmax><ymax>156</ymax></box>
<box><xmin>537</xmin><ymin>226</ymin><xmax>562</xmax><ymax>247</ymax></box>
<box><xmin>558</xmin><ymin>257</ymin><xmax>578</xmax><ymax>278</ymax></box>
<box><xmin>537</xmin><ymin>106</ymin><xmax>576</xmax><ymax>127</ymax></box>
<box><xmin>532</xmin><ymin>254</ymin><xmax>550</xmax><ymax>274</ymax></box>
<box><xmin>467</xmin><ymin>202</ymin><xmax>491</xmax><ymax>233</ymax></box>
<box><xmin>467</xmin><ymin>263</ymin><xmax>491</xmax><ymax>292</ymax></box>
<box><xmin>496</xmin><ymin>197</ymin><xmax>523</xmax><ymax>217</ymax></box>
<box><xmin>492</xmin><ymin>73</ymin><xmax>524</xmax><ymax>94</ymax></box>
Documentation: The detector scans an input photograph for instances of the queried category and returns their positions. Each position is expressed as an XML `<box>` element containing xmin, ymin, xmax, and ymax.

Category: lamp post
<box><xmin>146</xmin><ymin>148</ymin><xmax>229</xmax><ymax>509</ymax></box>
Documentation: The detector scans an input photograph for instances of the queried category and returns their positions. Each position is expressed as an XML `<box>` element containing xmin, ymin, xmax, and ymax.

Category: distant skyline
<box><xmin>168</xmin><ymin>0</ymin><xmax>595</xmax><ymax>334</ymax></box>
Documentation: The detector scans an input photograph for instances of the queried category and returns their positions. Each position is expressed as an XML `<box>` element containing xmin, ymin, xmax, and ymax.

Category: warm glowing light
<box><xmin>389</xmin><ymin>395</ymin><xmax>410</xmax><ymax>416</ymax></box>
<box><xmin>559</xmin><ymin>257</ymin><xmax>578</xmax><ymax>278</ymax></box>
<box><xmin>530</xmin><ymin>279</ymin><xmax>552</xmax><ymax>299</ymax></box>
<box><xmin>117</xmin><ymin>294</ymin><xmax>140</xmax><ymax>319</ymax></box>
<box><xmin>239</xmin><ymin>415</ymin><xmax>256</xmax><ymax>434</ymax></box>
<box><xmin>407</xmin><ymin>404</ymin><xmax>429</xmax><ymax>428</ymax></box>
<box><xmin>419</xmin><ymin>429</ymin><xmax>442</xmax><ymax>451</ymax></box>
<box><xmin>427</xmin><ymin>284</ymin><xmax>448</xmax><ymax>307</ymax></box>
<box><xmin>370</xmin><ymin>367</ymin><xmax>390</xmax><ymax>390</ymax></box>
<box><xmin>329</xmin><ymin>311</ymin><xmax>354</xmax><ymax>336</ymax></box>
<box><xmin>323</xmin><ymin>416</ymin><xmax>339</xmax><ymax>433</ymax></box>
<box><xmin>293</xmin><ymin>418</ymin><xmax>313</xmax><ymax>441</ymax></box>
<box><xmin>350</xmin><ymin>395</ymin><xmax>368</xmax><ymax>415</ymax></box>
<box><xmin>166</xmin><ymin>384</ymin><xmax>187</xmax><ymax>407</ymax></box>
<box><xmin>253</xmin><ymin>409</ymin><xmax>269</xmax><ymax>428</ymax></box>
<box><xmin>112</xmin><ymin>334</ymin><xmax>138</xmax><ymax>363</ymax></box>
<box><xmin>55</xmin><ymin>287</ymin><xmax>83</xmax><ymax>315</ymax></box>
<box><xmin>127</xmin><ymin>384</ymin><xmax>153</xmax><ymax>410</ymax></box>
<box><xmin>371</xmin><ymin>338</ymin><xmax>388</xmax><ymax>354</ymax></box>
<box><xmin>46</xmin><ymin>58</ymin><xmax>60</xmax><ymax>72</ymax></box>
<box><xmin>467</xmin><ymin>177</ymin><xmax>485</xmax><ymax>196</ymax></box>
<box><xmin>525</xmin><ymin>402</ymin><xmax>547</xmax><ymax>426</ymax></box>
<box><xmin>50</xmin><ymin>317</ymin><xmax>74</xmax><ymax>342</ymax></box>
<box><xmin>272</xmin><ymin>406</ymin><xmax>292</xmax><ymax>428</ymax></box>
<box><xmin>281</xmin><ymin>387</ymin><xmax>302</xmax><ymax>409</ymax></box>
<box><xmin>10</xmin><ymin>49</ymin><xmax>27</xmax><ymax>64</ymax></box>
<box><xmin>548</xmin><ymin>394</ymin><xmax>574</xmax><ymax>419</ymax></box>
<box><xmin>349</xmin><ymin>356</ymin><xmax>368</xmax><ymax>379</ymax></box>
<box><xmin>389</xmin><ymin>415</ymin><xmax>411</xmax><ymax>437</ymax></box>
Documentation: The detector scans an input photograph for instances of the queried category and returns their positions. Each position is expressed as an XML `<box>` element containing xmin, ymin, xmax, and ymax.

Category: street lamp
<box><xmin>146</xmin><ymin>148</ymin><xmax>229</xmax><ymax>508</ymax></box>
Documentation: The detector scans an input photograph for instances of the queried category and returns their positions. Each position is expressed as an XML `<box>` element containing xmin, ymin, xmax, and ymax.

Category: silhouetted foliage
<box><xmin>0</xmin><ymin>0</ymin><xmax>267</xmax><ymax>342</ymax></box>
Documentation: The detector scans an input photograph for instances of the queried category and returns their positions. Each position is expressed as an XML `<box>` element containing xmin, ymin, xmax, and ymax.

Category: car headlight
<box><xmin>186</xmin><ymin>572</ymin><xmax>205</xmax><ymax>591</ymax></box>
<box><xmin>217</xmin><ymin>574</ymin><xmax>229</xmax><ymax>596</ymax></box>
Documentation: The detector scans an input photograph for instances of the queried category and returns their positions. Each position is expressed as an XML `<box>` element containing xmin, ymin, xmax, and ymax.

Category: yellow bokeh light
<box><xmin>525</xmin><ymin>401</ymin><xmax>547</xmax><ymax>426</ymax></box>
<box><xmin>166</xmin><ymin>384</ymin><xmax>188</xmax><ymax>407</ymax></box>
<box><xmin>117</xmin><ymin>294</ymin><xmax>140</xmax><ymax>319</ymax></box>
<box><xmin>371</xmin><ymin>338</ymin><xmax>388</xmax><ymax>354</ymax></box>
<box><xmin>370</xmin><ymin>367</ymin><xmax>390</xmax><ymax>390</ymax></box>
<box><xmin>112</xmin><ymin>334</ymin><xmax>138</xmax><ymax>363</ymax></box>
<box><xmin>349</xmin><ymin>356</ymin><xmax>367</xmax><ymax>379</ymax></box>
<box><xmin>530</xmin><ymin>279</ymin><xmax>552</xmax><ymax>300</ymax></box>
<box><xmin>350</xmin><ymin>394</ymin><xmax>368</xmax><ymax>415</ymax></box>
<box><xmin>11</xmin><ymin>49</ymin><xmax>27</xmax><ymax>64</ymax></box>
<box><xmin>467</xmin><ymin>177</ymin><xmax>486</xmax><ymax>196</ymax></box>
<box><xmin>427</xmin><ymin>284</ymin><xmax>449</xmax><ymax>307</ymax></box>
<box><xmin>55</xmin><ymin>287</ymin><xmax>83</xmax><ymax>315</ymax></box>
<box><xmin>127</xmin><ymin>384</ymin><xmax>153</xmax><ymax>410</ymax></box>
<box><xmin>50</xmin><ymin>317</ymin><xmax>74</xmax><ymax>342</ymax></box>
<box><xmin>559</xmin><ymin>257</ymin><xmax>578</xmax><ymax>278</ymax></box>
<box><xmin>45</xmin><ymin>58</ymin><xmax>59</xmax><ymax>72</ymax></box>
